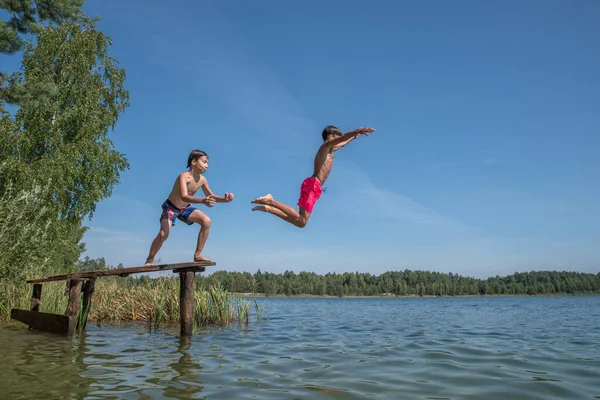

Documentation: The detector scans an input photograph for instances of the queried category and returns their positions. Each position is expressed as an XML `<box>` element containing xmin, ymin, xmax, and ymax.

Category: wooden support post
<box><xmin>179</xmin><ymin>271</ymin><xmax>195</xmax><ymax>337</ymax></box>
<box><xmin>31</xmin><ymin>284</ymin><xmax>42</xmax><ymax>312</ymax></box>
<box><xmin>77</xmin><ymin>278</ymin><xmax>96</xmax><ymax>332</ymax></box>
<box><xmin>65</xmin><ymin>279</ymin><xmax>82</xmax><ymax>337</ymax></box>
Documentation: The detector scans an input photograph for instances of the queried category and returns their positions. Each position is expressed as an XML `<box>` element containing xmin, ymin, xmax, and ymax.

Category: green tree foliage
<box><xmin>0</xmin><ymin>18</ymin><xmax>129</xmax><ymax>321</ymax></box>
<box><xmin>197</xmin><ymin>269</ymin><xmax>600</xmax><ymax>297</ymax></box>
<box><xmin>1</xmin><ymin>0</ymin><xmax>84</xmax><ymax>54</ymax></box>
<box><xmin>0</xmin><ymin>171</ymin><xmax>86</xmax><ymax>319</ymax></box>
<box><xmin>1</xmin><ymin>0</ymin><xmax>85</xmax><ymax>104</ymax></box>
<box><xmin>2</xmin><ymin>18</ymin><xmax>130</xmax><ymax>221</ymax></box>
<box><xmin>76</xmin><ymin>256</ymin><xmax>109</xmax><ymax>272</ymax></box>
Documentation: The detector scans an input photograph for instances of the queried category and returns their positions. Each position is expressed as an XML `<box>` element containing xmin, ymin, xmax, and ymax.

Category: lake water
<box><xmin>1</xmin><ymin>296</ymin><xmax>599</xmax><ymax>399</ymax></box>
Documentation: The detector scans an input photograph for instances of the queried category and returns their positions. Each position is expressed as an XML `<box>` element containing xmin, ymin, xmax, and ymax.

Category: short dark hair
<box><xmin>322</xmin><ymin>125</ymin><xmax>342</xmax><ymax>141</ymax></box>
<box><xmin>187</xmin><ymin>149</ymin><xmax>208</xmax><ymax>168</ymax></box>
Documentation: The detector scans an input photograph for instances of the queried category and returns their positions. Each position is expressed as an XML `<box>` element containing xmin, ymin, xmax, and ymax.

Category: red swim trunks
<box><xmin>297</xmin><ymin>177</ymin><xmax>322</xmax><ymax>213</ymax></box>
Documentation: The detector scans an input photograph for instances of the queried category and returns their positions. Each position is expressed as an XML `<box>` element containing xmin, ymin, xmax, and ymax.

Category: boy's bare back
<box><xmin>312</xmin><ymin>144</ymin><xmax>336</xmax><ymax>185</ymax></box>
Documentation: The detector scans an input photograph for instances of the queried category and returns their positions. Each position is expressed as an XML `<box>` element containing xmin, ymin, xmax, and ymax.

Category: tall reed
<box><xmin>3</xmin><ymin>276</ymin><xmax>263</xmax><ymax>332</ymax></box>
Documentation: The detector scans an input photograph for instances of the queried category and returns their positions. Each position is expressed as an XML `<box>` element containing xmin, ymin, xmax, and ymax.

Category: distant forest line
<box><xmin>78</xmin><ymin>258</ymin><xmax>600</xmax><ymax>297</ymax></box>
<box><xmin>197</xmin><ymin>269</ymin><xmax>600</xmax><ymax>297</ymax></box>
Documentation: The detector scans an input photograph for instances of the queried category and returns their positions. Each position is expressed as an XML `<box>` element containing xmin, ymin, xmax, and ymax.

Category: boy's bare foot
<box><xmin>144</xmin><ymin>257</ymin><xmax>154</xmax><ymax>266</ymax></box>
<box><xmin>251</xmin><ymin>194</ymin><xmax>273</xmax><ymax>205</ymax></box>
<box><xmin>194</xmin><ymin>255</ymin><xmax>211</xmax><ymax>262</ymax></box>
<box><xmin>252</xmin><ymin>205</ymin><xmax>267</xmax><ymax>212</ymax></box>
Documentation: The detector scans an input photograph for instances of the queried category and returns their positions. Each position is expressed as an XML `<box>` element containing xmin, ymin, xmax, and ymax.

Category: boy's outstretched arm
<box><xmin>333</xmin><ymin>135</ymin><xmax>359</xmax><ymax>151</ymax></box>
<box><xmin>201</xmin><ymin>179</ymin><xmax>235</xmax><ymax>203</ymax></box>
<box><xmin>330</xmin><ymin>127</ymin><xmax>375</xmax><ymax>151</ymax></box>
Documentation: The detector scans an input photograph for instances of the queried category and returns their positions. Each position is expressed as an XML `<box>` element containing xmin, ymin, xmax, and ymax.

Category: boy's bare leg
<box><xmin>253</xmin><ymin>204</ymin><xmax>288</xmax><ymax>219</ymax></box>
<box><xmin>187</xmin><ymin>210</ymin><xmax>212</xmax><ymax>262</ymax></box>
<box><xmin>251</xmin><ymin>194</ymin><xmax>311</xmax><ymax>228</ymax></box>
<box><xmin>145</xmin><ymin>219</ymin><xmax>172</xmax><ymax>266</ymax></box>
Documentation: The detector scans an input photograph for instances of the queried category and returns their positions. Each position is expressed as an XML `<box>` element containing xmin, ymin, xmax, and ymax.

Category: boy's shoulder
<box><xmin>178</xmin><ymin>171</ymin><xmax>196</xmax><ymax>183</ymax></box>
<box><xmin>317</xmin><ymin>141</ymin><xmax>330</xmax><ymax>151</ymax></box>
<box><xmin>179</xmin><ymin>170</ymin><xmax>207</xmax><ymax>184</ymax></box>
<box><xmin>317</xmin><ymin>141</ymin><xmax>334</xmax><ymax>153</ymax></box>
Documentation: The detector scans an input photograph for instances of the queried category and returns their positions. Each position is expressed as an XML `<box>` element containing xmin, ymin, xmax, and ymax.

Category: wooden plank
<box><xmin>26</xmin><ymin>261</ymin><xmax>215</xmax><ymax>283</ymax></box>
<box><xmin>11</xmin><ymin>309</ymin><xmax>73</xmax><ymax>336</ymax></box>
<box><xmin>173</xmin><ymin>267</ymin><xmax>205</xmax><ymax>273</ymax></box>
<box><xmin>31</xmin><ymin>284</ymin><xmax>42</xmax><ymax>311</ymax></box>
<box><xmin>179</xmin><ymin>271</ymin><xmax>196</xmax><ymax>337</ymax></box>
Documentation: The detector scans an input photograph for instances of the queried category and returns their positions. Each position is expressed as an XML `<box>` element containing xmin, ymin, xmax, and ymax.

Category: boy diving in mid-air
<box><xmin>251</xmin><ymin>125</ymin><xmax>374</xmax><ymax>227</ymax></box>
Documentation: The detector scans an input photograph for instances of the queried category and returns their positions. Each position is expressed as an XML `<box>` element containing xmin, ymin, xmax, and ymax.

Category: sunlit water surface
<box><xmin>2</xmin><ymin>296</ymin><xmax>599</xmax><ymax>399</ymax></box>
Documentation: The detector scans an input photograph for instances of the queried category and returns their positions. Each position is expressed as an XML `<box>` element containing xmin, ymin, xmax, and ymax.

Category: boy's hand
<box><xmin>204</xmin><ymin>195</ymin><xmax>216</xmax><ymax>207</ymax></box>
<box><xmin>355</xmin><ymin>126</ymin><xmax>375</xmax><ymax>136</ymax></box>
<box><xmin>224</xmin><ymin>193</ymin><xmax>235</xmax><ymax>202</ymax></box>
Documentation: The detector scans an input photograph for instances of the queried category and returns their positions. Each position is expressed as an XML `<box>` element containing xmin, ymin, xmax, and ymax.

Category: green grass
<box><xmin>1</xmin><ymin>280</ymin><xmax>69</xmax><ymax>321</ymax></box>
<box><xmin>2</xmin><ymin>277</ymin><xmax>264</xmax><ymax>332</ymax></box>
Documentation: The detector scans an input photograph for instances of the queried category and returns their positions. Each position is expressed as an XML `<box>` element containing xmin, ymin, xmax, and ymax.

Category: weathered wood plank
<box><xmin>31</xmin><ymin>284</ymin><xmax>42</xmax><ymax>311</ymax></box>
<box><xmin>26</xmin><ymin>261</ymin><xmax>215</xmax><ymax>283</ymax></box>
<box><xmin>179</xmin><ymin>271</ymin><xmax>195</xmax><ymax>337</ymax></box>
<box><xmin>173</xmin><ymin>267</ymin><xmax>205</xmax><ymax>273</ymax></box>
<box><xmin>11</xmin><ymin>309</ymin><xmax>74</xmax><ymax>336</ymax></box>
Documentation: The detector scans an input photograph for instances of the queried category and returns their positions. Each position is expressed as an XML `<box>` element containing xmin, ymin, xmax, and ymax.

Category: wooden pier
<box><xmin>10</xmin><ymin>261</ymin><xmax>215</xmax><ymax>337</ymax></box>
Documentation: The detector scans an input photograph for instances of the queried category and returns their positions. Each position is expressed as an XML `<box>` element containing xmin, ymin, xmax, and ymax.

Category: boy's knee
<box><xmin>296</xmin><ymin>211</ymin><xmax>309</xmax><ymax>228</ymax></box>
<box><xmin>295</xmin><ymin>219</ymin><xmax>307</xmax><ymax>228</ymax></box>
<box><xmin>200</xmin><ymin>216</ymin><xmax>211</xmax><ymax>229</ymax></box>
<box><xmin>159</xmin><ymin>230</ymin><xmax>169</xmax><ymax>241</ymax></box>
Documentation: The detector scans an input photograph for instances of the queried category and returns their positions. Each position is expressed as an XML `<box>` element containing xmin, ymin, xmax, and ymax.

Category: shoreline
<box><xmin>3</xmin><ymin>293</ymin><xmax>596</xmax><ymax>328</ymax></box>
<box><xmin>237</xmin><ymin>293</ymin><xmax>598</xmax><ymax>299</ymax></box>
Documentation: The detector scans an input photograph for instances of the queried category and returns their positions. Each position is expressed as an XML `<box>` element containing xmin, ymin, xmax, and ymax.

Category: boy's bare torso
<box><xmin>312</xmin><ymin>144</ymin><xmax>335</xmax><ymax>185</ymax></box>
<box><xmin>168</xmin><ymin>172</ymin><xmax>204</xmax><ymax>209</ymax></box>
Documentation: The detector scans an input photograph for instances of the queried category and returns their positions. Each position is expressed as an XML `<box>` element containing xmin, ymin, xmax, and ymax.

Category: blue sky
<box><xmin>6</xmin><ymin>0</ymin><xmax>600</xmax><ymax>278</ymax></box>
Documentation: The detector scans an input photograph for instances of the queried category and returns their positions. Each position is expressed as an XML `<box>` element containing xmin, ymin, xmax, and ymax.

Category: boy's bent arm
<box><xmin>178</xmin><ymin>174</ymin><xmax>211</xmax><ymax>204</ymax></box>
<box><xmin>201</xmin><ymin>179</ymin><xmax>234</xmax><ymax>203</ymax></box>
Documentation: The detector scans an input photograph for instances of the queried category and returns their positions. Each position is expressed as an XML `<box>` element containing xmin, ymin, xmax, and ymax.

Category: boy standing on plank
<box><xmin>144</xmin><ymin>149</ymin><xmax>234</xmax><ymax>265</ymax></box>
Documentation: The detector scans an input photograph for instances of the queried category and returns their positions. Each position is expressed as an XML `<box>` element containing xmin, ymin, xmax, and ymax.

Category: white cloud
<box><xmin>144</xmin><ymin>2</ymin><xmax>319</xmax><ymax>163</ymax></box>
<box><xmin>425</xmin><ymin>157</ymin><xmax>498</xmax><ymax>169</ymax></box>
<box><xmin>85</xmin><ymin>226</ymin><xmax>147</xmax><ymax>244</ymax></box>
<box><xmin>332</xmin><ymin>162</ymin><xmax>476</xmax><ymax>234</ymax></box>
<box><xmin>426</xmin><ymin>161</ymin><xmax>468</xmax><ymax>169</ymax></box>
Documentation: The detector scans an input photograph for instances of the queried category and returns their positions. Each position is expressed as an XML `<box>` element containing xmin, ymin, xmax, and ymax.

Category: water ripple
<box><xmin>1</xmin><ymin>296</ymin><xmax>599</xmax><ymax>399</ymax></box>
